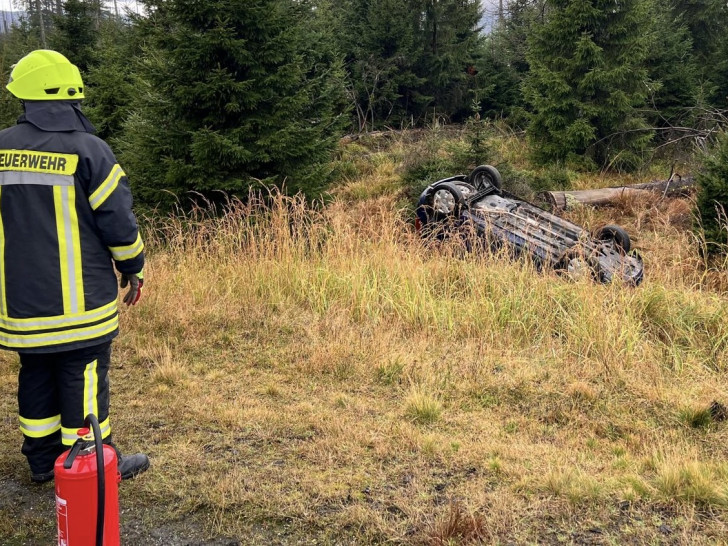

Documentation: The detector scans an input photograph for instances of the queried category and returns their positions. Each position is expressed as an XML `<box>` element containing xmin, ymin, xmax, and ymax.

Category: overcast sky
<box><xmin>104</xmin><ymin>1</ymin><xmax>503</xmax><ymax>18</ymax></box>
<box><xmin>104</xmin><ymin>0</ymin><xmax>143</xmax><ymax>15</ymax></box>
<box><xmin>2</xmin><ymin>1</ymin><xmax>501</xmax><ymax>32</ymax></box>
<box><xmin>0</xmin><ymin>1</ymin><xmax>499</xmax><ymax>19</ymax></box>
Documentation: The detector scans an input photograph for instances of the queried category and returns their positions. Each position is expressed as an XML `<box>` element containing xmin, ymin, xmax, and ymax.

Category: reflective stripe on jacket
<box><xmin>0</xmin><ymin>102</ymin><xmax>144</xmax><ymax>353</ymax></box>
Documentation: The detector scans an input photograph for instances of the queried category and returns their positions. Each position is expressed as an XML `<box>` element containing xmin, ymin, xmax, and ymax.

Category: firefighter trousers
<box><xmin>18</xmin><ymin>341</ymin><xmax>113</xmax><ymax>474</ymax></box>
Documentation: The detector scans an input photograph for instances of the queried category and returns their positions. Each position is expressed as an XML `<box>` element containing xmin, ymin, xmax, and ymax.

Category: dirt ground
<box><xmin>0</xmin><ymin>474</ymin><xmax>242</xmax><ymax>546</ymax></box>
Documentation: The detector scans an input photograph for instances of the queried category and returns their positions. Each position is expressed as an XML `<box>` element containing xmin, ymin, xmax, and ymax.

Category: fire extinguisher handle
<box><xmin>62</xmin><ymin>439</ymin><xmax>84</xmax><ymax>470</ymax></box>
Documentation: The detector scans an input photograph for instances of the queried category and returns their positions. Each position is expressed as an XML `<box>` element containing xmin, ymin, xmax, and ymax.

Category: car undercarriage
<box><xmin>416</xmin><ymin>166</ymin><xmax>644</xmax><ymax>285</ymax></box>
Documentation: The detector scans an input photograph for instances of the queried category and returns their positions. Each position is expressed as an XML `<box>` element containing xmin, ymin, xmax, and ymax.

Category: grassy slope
<box><xmin>1</xmin><ymin>129</ymin><xmax>727</xmax><ymax>544</ymax></box>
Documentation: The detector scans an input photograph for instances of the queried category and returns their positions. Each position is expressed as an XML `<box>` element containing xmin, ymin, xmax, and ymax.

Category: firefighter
<box><xmin>1</xmin><ymin>49</ymin><xmax>149</xmax><ymax>483</ymax></box>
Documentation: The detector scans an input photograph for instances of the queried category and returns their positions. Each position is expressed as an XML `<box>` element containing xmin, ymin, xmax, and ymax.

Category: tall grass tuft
<box><xmin>78</xmin><ymin>174</ymin><xmax>728</xmax><ymax>543</ymax></box>
<box><xmin>404</xmin><ymin>388</ymin><xmax>443</xmax><ymax>425</ymax></box>
<box><xmin>426</xmin><ymin>501</ymin><xmax>487</xmax><ymax>545</ymax></box>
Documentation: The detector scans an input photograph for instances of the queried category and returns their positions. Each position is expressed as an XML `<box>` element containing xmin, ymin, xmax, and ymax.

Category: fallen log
<box><xmin>539</xmin><ymin>176</ymin><xmax>695</xmax><ymax>211</ymax></box>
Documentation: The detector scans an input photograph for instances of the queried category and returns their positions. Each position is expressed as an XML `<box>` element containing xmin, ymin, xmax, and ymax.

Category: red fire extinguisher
<box><xmin>55</xmin><ymin>414</ymin><xmax>121</xmax><ymax>546</ymax></box>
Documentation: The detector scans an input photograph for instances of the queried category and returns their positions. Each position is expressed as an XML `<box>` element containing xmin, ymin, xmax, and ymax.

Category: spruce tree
<box><xmin>662</xmin><ymin>0</ymin><xmax>728</xmax><ymax>106</ymax></box>
<box><xmin>715</xmin><ymin>37</ymin><xmax>728</xmax><ymax>108</ymax></box>
<box><xmin>523</xmin><ymin>0</ymin><xmax>653</xmax><ymax>170</ymax></box>
<box><xmin>121</xmin><ymin>0</ymin><xmax>348</xmax><ymax>207</ymax></box>
<box><xmin>333</xmin><ymin>0</ymin><xmax>426</xmax><ymax>130</ymax></box>
<box><xmin>15</xmin><ymin>0</ymin><xmax>104</xmax><ymax>47</ymax></box>
<box><xmin>476</xmin><ymin>0</ymin><xmax>543</xmax><ymax>121</ymax></box>
<box><xmin>49</xmin><ymin>0</ymin><xmax>98</xmax><ymax>72</ymax></box>
<box><xmin>674</xmin><ymin>0</ymin><xmax>724</xmax><ymax>64</ymax></box>
<box><xmin>333</xmin><ymin>0</ymin><xmax>486</xmax><ymax>128</ymax></box>
<box><xmin>0</xmin><ymin>23</ymin><xmax>41</xmax><ymax>129</ymax></box>
<box><xmin>644</xmin><ymin>0</ymin><xmax>699</xmax><ymax>130</ymax></box>
<box><xmin>83</xmin><ymin>19</ymin><xmax>142</xmax><ymax>140</ymax></box>
<box><xmin>415</xmin><ymin>0</ymin><xmax>486</xmax><ymax>122</ymax></box>
<box><xmin>696</xmin><ymin>131</ymin><xmax>728</xmax><ymax>255</ymax></box>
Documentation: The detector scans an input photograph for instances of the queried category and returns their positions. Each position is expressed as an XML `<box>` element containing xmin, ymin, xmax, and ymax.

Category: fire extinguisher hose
<box><xmin>85</xmin><ymin>413</ymin><xmax>106</xmax><ymax>546</ymax></box>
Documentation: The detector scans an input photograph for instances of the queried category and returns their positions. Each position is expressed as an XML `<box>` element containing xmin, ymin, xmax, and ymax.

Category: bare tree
<box><xmin>35</xmin><ymin>0</ymin><xmax>46</xmax><ymax>48</ymax></box>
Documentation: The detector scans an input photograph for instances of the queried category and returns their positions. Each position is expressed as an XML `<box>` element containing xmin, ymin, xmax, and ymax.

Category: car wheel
<box><xmin>418</xmin><ymin>183</ymin><xmax>466</xmax><ymax>240</ymax></box>
<box><xmin>429</xmin><ymin>184</ymin><xmax>465</xmax><ymax>220</ymax></box>
<box><xmin>469</xmin><ymin>165</ymin><xmax>503</xmax><ymax>193</ymax></box>
<box><xmin>595</xmin><ymin>225</ymin><xmax>631</xmax><ymax>253</ymax></box>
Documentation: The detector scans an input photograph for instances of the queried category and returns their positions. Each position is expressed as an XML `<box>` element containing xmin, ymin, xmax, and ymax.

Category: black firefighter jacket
<box><xmin>0</xmin><ymin>101</ymin><xmax>144</xmax><ymax>353</ymax></box>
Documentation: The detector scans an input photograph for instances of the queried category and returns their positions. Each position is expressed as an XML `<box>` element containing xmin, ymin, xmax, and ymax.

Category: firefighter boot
<box><xmin>31</xmin><ymin>447</ymin><xmax>149</xmax><ymax>482</ymax></box>
<box><xmin>118</xmin><ymin>452</ymin><xmax>150</xmax><ymax>480</ymax></box>
<box><xmin>105</xmin><ymin>440</ymin><xmax>150</xmax><ymax>480</ymax></box>
<box><xmin>30</xmin><ymin>469</ymin><xmax>55</xmax><ymax>483</ymax></box>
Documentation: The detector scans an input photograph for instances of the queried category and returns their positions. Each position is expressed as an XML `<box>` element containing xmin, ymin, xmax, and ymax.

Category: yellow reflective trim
<box><xmin>0</xmin><ymin>300</ymin><xmax>117</xmax><ymax>332</ymax></box>
<box><xmin>0</xmin><ymin>314</ymin><xmax>118</xmax><ymax>349</ymax></box>
<box><xmin>109</xmin><ymin>233</ymin><xmax>144</xmax><ymax>261</ymax></box>
<box><xmin>19</xmin><ymin>415</ymin><xmax>62</xmax><ymax>426</ymax></box>
<box><xmin>21</xmin><ymin>425</ymin><xmax>61</xmax><ymax>438</ymax></box>
<box><xmin>0</xmin><ymin>150</ymin><xmax>78</xmax><ymax>175</ymax></box>
<box><xmin>0</xmin><ymin>187</ymin><xmax>5</xmax><ymax>317</ymax></box>
<box><xmin>98</xmin><ymin>417</ymin><xmax>111</xmax><ymax>438</ymax></box>
<box><xmin>68</xmin><ymin>186</ymin><xmax>85</xmax><ymax>312</ymax></box>
<box><xmin>83</xmin><ymin>359</ymin><xmax>99</xmax><ymax>421</ymax></box>
<box><xmin>54</xmin><ymin>186</ymin><xmax>71</xmax><ymax>314</ymax></box>
<box><xmin>0</xmin><ymin>171</ymin><xmax>74</xmax><ymax>187</ymax></box>
<box><xmin>61</xmin><ymin>428</ymin><xmax>76</xmax><ymax>445</ymax></box>
<box><xmin>89</xmin><ymin>164</ymin><xmax>124</xmax><ymax>210</ymax></box>
<box><xmin>62</xmin><ymin>418</ymin><xmax>110</xmax><ymax>446</ymax></box>
<box><xmin>54</xmin><ymin>186</ymin><xmax>84</xmax><ymax>314</ymax></box>
<box><xmin>19</xmin><ymin>415</ymin><xmax>62</xmax><ymax>438</ymax></box>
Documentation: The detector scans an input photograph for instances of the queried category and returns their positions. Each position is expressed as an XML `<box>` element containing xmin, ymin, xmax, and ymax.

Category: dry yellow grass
<box><xmin>1</xmin><ymin>132</ymin><xmax>727</xmax><ymax>544</ymax></box>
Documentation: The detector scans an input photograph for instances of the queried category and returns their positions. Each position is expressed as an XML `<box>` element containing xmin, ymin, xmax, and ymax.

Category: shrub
<box><xmin>696</xmin><ymin>131</ymin><xmax>728</xmax><ymax>256</ymax></box>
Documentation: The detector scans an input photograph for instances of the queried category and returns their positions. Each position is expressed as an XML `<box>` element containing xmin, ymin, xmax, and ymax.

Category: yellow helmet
<box><xmin>6</xmin><ymin>49</ymin><xmax>85</xmax><ymax>101</ymax></box>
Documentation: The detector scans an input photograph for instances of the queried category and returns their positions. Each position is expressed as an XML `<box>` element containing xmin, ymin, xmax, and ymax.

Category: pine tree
<box><xmin>643</xmin><ymin>0</ymin><xmax>699</xmax><ymax>138</ymax></box>
<box><xmin>332</xmin><ymin>0</ymin><xmax>486</xmax><ymax>128</ymax></box>
<box><xmin>333</xmin><ymin>0</ymin><xmax>426</xmax><ymax>130</ymax></box>
<box><xmin>49</xmin><ymin>0</ymin><xmax>98</xmax><ymax>71</ymax></box>
<box><xmin>671</xmin><ymin>0</ymin><xmax>728</xmax><ymax>106</ymax></box>
<box><xmin>14</xmin><ymin>0</ymin><xmax>104</xmax><ymax>48</ymax></box>
<box><xmin>715</xmin><ymin>36</ymin><xmax>728</xmax><ymax>108</ymax></box>
<box><xmin>82</xmin><ymin>18</ymin><xmax>141</xmax><ymax>140</ymax></box>
<box><xmin>696</xmin><ymin>131</ymin><xmax>728</xmax><ymax>255</ymax></box>
<box><xmin>121</xmin><ymin>0</ymin><xmax>349</xmax><ymax>207</ymax></box>
<box><xmin>674</xmin><ymin>0</ymin><xmax>724</xmax><ymax>64</ymax></box>
<box><xmin>523</xmin><ymin>0</ymin><xmax>653</xmax><ymax>170</ymax></box>
<box><xmin>476</xmin><ymin>0</ymin><xmax>543</xmax><ymax>121</ymax></box>
<box><xmin>415</xmin><ymin>0</ymin><xmax>485</xmax><ymax>122</ymax></box>
<box><xmin>0</xmin><ymin>22</ymin><xmax>42</xmax><ymax>128</ymax></box>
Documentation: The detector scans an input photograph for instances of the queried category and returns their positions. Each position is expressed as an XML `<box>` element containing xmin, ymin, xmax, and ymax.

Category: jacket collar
<box><xmin>19</xmin><ymin>100</ymin><xmax>96</xmax><ymax>134</ymax></box>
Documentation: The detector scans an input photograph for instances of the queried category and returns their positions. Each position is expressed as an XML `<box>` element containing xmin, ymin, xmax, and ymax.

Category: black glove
<box><xmin>120</xmin><ymin>272</ymin><xmax>144</xmax><ymax>306</ymax></box>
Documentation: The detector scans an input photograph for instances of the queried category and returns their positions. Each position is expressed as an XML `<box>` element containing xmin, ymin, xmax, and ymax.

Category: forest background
<box><xmin>0</xmin><ymin>0</ymin><xmax>726</xmax><ymax>249</ymax></box>
<box><xmin>0</xmin><ymin>1</ymin><xmax>728</xmax><ymax>544</ymax></box>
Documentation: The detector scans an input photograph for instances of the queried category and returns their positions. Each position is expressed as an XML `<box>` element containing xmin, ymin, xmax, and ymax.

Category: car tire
<box><xmin>469</xmin><ymin>165</ymin><xmax>503</xmax><ymax>193</ymax></box>
<box><xmin>595</xmin><ymin>225</ymin><xmax>631</xmax><ymax>253</ymax></box>
<box><xmin>429</xmin><ymin>183</ymin><xmax>465</xmax><ymax>221</ymax></box>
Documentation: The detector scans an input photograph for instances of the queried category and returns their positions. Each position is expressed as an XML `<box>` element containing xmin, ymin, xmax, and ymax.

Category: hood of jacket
<box><xmin>19</xmin><ymin>100</ymin><xmax>96</xmax><ymax>134</ymax></box>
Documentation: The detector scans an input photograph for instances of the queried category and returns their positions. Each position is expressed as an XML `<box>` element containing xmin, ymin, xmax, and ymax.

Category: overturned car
<box><xmin>415</xmin><ymin>165</ymin><xmax>644</xmax><ymax>286</ymax></box>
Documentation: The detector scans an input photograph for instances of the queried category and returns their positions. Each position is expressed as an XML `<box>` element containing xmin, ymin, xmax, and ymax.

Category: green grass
<box><xmin>1</xmin><ymin>129</ymin><xmax>727</xmax><ymax>544</ymax></box>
